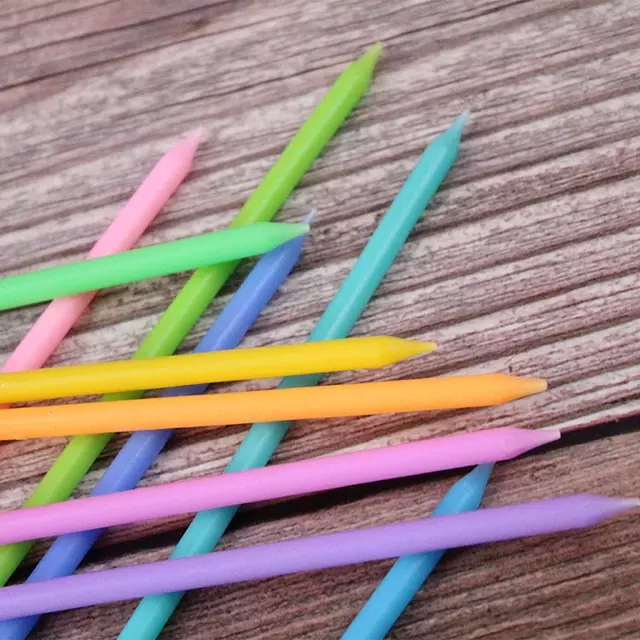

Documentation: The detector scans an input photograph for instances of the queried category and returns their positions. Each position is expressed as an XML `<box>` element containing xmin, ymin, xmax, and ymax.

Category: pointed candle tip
<box><xmin>467</xmin><ymin>462</ymin><xmax>495</xmax><ymax>485</ymax></box>
<box><xmin>536</xmin><ymin>428</ymin><xmax>562</xmax><ymax>445</ymax></box>
<box><xmin>295</xmin><ymin>223</ymin><xmax>311</xmax><ymax>237</ymax></box>
<box><xmin>445</xmin><ymin>111</ymin><xmax>470</xmax><ymax>141</ymax></box>
<box><xmin>359</xmin><ymin>41</ymin><xmax>384</xmax><ymax>68</ymax></box>
<box><xmin>179</xmin><ymin>127</ymin><xmax>204</xmax><ymax>157</ymax></box>
<box><xmin>621</xmin><ymin>498</ymin><xmax>640</xmax><ymax>509</ymax></box>
<box><xmin>521</xmin><ymin>377</ymin><xmax>548</xmax><ymax>396</ymax></box>
<box><xmin>407</xmin><ymin>340</ymin><xmax>437</xmax><ymax>356</ymax></box>
<box><xmin>189</xmin><ymin>126</ymin><xmax>205</xmax><ymax>142</ymax></box>
<box><xmin>302</xmin><ymin>208</ymin><xmax>317</xmax><ymax>225</ymax></box>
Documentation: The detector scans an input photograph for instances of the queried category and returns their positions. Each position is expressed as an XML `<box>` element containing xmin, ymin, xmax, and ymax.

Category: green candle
<box><xmin>0</xmin><ymin>223</ymin><xmax>308</xmax><ymax>311</ymax></box>
<box><xmin>0</xmin><ymin>43</ymin><xmax>382</xmax><ymax>585</ymax></box>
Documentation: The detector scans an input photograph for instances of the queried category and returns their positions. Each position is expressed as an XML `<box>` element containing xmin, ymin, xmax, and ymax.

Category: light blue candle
<box><xmin>119</xmin><ymin>113</ymin><xmax>468</xmax><ymax>640</ymax></box>
<box><xmin>0</xmin><ymin>218</ymin><xmax>311</xmax><ymax>640</ymax></box>
<box><xmin>341</xmin><ymin>464</ymin><xmax>494</xmax><ymax>640</ymax></box>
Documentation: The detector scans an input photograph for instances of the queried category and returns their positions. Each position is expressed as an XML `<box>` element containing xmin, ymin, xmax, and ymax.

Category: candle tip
<box><xmin>465</xmin><ymin>462</ymin><xmax>495</xmax><ymax>485</ymax></box>
<box><xmin>409</xmin><ymin>340</ymin><xmax>437</xmax><ymax>356</ymax></box>
<box><xmin>189</xmin><ymin>126</ymin><xmax>205</xmax><ymax>142</ymax></box>
<box><xmin>302</xmin><ymin>208</ymin><xmax>317</xmax><ymax>225</ymax></box>
<box><xmin>295</xmin><ymin>223</ymin><xmax>311</xmax><ymax>237</ymax></box>
<box><xmin>500</xmin><ymin>428</ymin><xmax>561</xmax><ymax>458</ymax></box>
<box><xmin>535</xmin><ymin>428</ymin><xmax>562</xmax><ymax>444</ymax></box>
<box><xmin>445</xmin><ymin>111</ymin><xmax>470</xmax><ymax>141</ymax></box>
<box><xmin>359</xmin><ymin>41</ymin><xmax>384</xmax><ymax>68</ymax></box>
<box><xmin>499</xmin><ymin>376</ymin><xmax>548</xmax><ymax>403</ymax></box>
<box><xmin>519</xmin><ymin>377</ymin><xmax>548</xmax><ymax>396</ymax></box>
<box><xmin>179</xmin><ymin>127</ymin><xmax>204</xmax><ymax>157</ymax></box>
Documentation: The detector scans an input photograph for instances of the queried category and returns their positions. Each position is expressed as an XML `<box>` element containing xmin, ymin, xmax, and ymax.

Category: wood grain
<box><xmin>0</xmin><ymin>1</ymin><xmax>638</xmax><ymax>638</ymax></box>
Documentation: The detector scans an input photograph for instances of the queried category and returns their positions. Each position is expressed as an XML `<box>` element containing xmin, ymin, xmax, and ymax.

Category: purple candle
<box><xmin>0</xmin><ymin>494</ymin><xmax>635</xmax><ymax>620</ymax></box>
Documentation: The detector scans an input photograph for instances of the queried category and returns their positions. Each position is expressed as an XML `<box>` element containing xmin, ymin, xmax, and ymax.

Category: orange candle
<box><xmin>0</xmin><ymin>374</ymin><xmax>546</xmax><ymax>440</ymax></box>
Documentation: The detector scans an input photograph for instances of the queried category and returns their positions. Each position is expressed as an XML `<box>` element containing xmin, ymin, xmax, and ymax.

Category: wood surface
<box><xmin>0</xmin><ymin>0</ymin><xmax>639</xmax><ymax>638</ymax></box>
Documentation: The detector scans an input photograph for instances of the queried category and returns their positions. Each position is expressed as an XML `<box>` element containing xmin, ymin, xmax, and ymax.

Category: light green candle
<box><xmin>0</xmin><ymin>223</ymin><xmax>308</xmax><ymax>311</ymax></box>
<box><xmin>0</xmin><ymin>43</ymin><xmax>382</xmax><ymax>586</ymax></box>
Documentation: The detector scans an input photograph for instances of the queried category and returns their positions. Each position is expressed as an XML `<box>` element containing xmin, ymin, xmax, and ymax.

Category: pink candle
<box><xmin>2</xmin><ymin>130</ymin><xmax>201</xmax><ymax>377</ymax></box>
<box><xmin>0</xmin><ymin>428</ymin><xmax>559</xmax><ymax>544</ymax></box>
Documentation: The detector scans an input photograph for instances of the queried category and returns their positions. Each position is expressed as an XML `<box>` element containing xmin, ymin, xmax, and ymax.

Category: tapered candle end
<box><xmin>505</xmin><ymin>376</ymin><xmax>547</xmax><ymax>401</ymax></box>
<box><xmin>365</xmin><ymin>42</ymin><xmax>384</xmax><ymax>64</ymax></box>
<box><xmin>490</xmin><ymin>375</ymin><xmax>548</xmax><ymax>404</ymax></box>
<box><xmin>178</xmin><ymin>127</ymin><xmax>204</xmax><ymax>159</ymax></box>
<box><xmin>465</xmin><ymin>462</ymin><xmax>495</xmax><ymax>488</ymax></box>
<box><xmin>590</xmin><ymin>496</ymin><xmax>640</xmax><ymax>521</ymax></box>
<box><xmin>521</xmin><ymin>377</ymin><xmax>548</xmax><ymax>395</ymax></box>
<box><xmin>443</xmin><ymin>111</ymin><xmax>469</xmax><ymax>143</ymax></box>
<box><xmin>263</xmin><ymin>222</ymin><xmax>312</xmax><ymax>250</ymax></box>
<box><xmin>439</xmin><ymin>463</ymin><xmax>495</xmax><ymax>512</ymax></box>
<box><xmin>492</xmin><ymin>428</ymin><xmax>560</xmax><ymax>460</ymax></box>
<box><xmin>291</xmin><ymin>223</ymin><xmax>311</xmax><ymax>238</ymax></box>
<box><xmin>534</xmin><ymin>428</ymin><xmax>561</xmax><ymax>445</ymax></box>
<box><xmin>456</xmin><ymin>110</ymin><xmax>470</xmax><ymax>127</ymax></box>
<box><xmin>354</xmin><ymin>42</ymin><xmax>384</xmax><ymax>75</ymax></box>
<box><xmin>375</xmin><ymin>337</ymin><xmax>437</xmax><ymax>367</ymax></box>
<box><xmin>518</xmin><ymin>429</ymin><xmax>562</xmax><ymax>453</ymax></box>
<box><xmin>302</xmin><ymin>208</ymin><xmax>317</xmax><ymax>225</ymax></box>
<box><xmin>404</xmin><ymin>339</ymin><xmax>438</xmax><ymax>357</ymax></box>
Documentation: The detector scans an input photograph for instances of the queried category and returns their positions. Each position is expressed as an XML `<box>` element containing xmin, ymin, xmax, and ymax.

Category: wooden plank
<box><xmin>0</xmin><ymin>0</ymin><xmax>638</xmax><ymax>638</ymax></box>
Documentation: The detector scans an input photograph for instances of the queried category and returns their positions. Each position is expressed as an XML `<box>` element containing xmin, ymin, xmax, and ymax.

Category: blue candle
<box><xmin>341</xmin><ymin>464</ymin><xmax>494</xmax><ymax>640</ymax></box>
<box><xmin>0</xmin><ymin>215</ymin><xmax>311</xmax><ymax>640</ymax></box>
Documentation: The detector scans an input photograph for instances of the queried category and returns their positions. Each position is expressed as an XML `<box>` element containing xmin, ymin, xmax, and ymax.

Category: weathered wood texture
<box><xmin>0</xmin><ymin>1</ymin><xmax>638</xmax><ymax>638</ymax></box>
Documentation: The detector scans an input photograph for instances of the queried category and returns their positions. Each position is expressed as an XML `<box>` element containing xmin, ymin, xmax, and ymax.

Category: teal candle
<box><xmin>119</xmin><ymin>112</ymin><xmax>468</xmax><ymax>640</ymax></box>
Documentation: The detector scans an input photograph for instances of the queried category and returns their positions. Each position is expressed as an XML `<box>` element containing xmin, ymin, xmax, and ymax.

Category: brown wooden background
<box><xmin>0</xmin><ymin>1</ymin><xmax>638</xmax><ymax>638</ymax></box>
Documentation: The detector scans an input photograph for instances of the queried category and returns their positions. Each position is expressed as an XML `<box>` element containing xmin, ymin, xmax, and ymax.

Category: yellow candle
<box><xmin>0</xmin><ymin>374</ymin><xmax>546</xmax><ymax>440</ymax></box>
<box><xmin>0</xmin><ymin>337</ymin><xmax>433</xmax><ymax>403</ymax></box>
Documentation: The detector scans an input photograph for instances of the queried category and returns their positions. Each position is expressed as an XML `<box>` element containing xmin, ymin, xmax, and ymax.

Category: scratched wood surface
<box><xmin>0</xmin><ymin>0</ymin><xmax>639</xmax><ymax>638</ymax></box>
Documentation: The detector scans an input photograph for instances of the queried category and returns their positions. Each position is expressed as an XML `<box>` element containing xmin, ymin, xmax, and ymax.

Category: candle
<box><xmin>0</xmin><ymin>429</ymin><xmax>558</xmax><ymax>546</ymax></box>
<box><xmin>0</xmin><ymin>374</ymin><xmax>546</xmax><ymax>440</ymax></box>
<box><xmin>0</xmin><ymin>335</ymin><xmax>430</xmax><ymax>403</ymax></box>
<box><xmin>1</xmin><ymin>495</ymin><xmax>635</xmax><ymax>621</ymax></box>
<box><xmin>0</xmin><ymin>223</ymin><xmax>308</xmax><ymax>311</ymax></box>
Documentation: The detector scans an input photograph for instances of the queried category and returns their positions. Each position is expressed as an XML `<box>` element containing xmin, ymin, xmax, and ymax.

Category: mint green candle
<box><xmin>0</xmin><ymin>224</ymin><xmax>308</xmax><ymax>311</ymax></box>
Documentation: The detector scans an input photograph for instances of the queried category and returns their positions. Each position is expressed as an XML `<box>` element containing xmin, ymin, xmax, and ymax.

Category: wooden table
<box><xmin>0</xmin><ymin>1</ymin><xmax>638</xmax><ymax>638</ymax></box>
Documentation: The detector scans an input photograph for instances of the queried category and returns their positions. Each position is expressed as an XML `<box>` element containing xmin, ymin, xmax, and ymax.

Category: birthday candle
<box><xmin>0</xmin><ymin>223</ymin><xmax>308</xmax><ymax>311</ymax></box>
<box><xmin>0</xmin><ymin>495</ymin><xmax>635</xmax><ymax>620</ymax></box>
<box><xmin>0</xmin><ymin>335</ymin><xmax>431</xmax><ymax>403</ymax></box>
<box><xmin>0</xmin><ymin>225</ymin><xmax>309</xmax><ymax>640</ymax></box>
<box><xmin>0</xmin><ymin>44</ymin><xmax>380</xmax><ymax>584</ymax></box>
<box><xmin>122</xmin><ymin>111</ymin><xmax>468</xmax><ymax>639</ymax></box>
<box><xmin>0</xmin><ymin>429</ymin><xmax>558</xmax><ymax>545</ymax></box>
<box><xmin>0</xmin><ymin>374</ymin><xmax>546</xmax><ymax>440</ymax></box>
<box><xmin>341</xmin><ymin>464</ymin><xmax>494</xmax><ymax>639</ymax></box>
<box><xmin>0</xmin><ymin>130</ymin><xmax>200</xmax><ymax>379</ymax></box>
